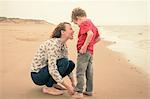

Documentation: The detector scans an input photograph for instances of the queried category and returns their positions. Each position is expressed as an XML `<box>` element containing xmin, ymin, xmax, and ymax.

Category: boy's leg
<box><xmin>76</xmin><ymin>52</ymin><xmax>91</xmax><ymax>93</ymax></box>
<box><xmin>85</xmin><ymin>55</ymin><xmax>93</xmax><ymax>95</ymax></box>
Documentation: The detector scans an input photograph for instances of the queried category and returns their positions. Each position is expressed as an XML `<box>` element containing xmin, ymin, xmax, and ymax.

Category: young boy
<box><xmin>71</xmin><ymin>7</ymin><xmax>100</xmax><ymax>98</ymax></box>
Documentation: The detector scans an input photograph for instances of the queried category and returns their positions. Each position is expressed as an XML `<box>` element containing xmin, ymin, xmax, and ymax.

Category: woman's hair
<box><xmin>51</xmin><ymin>22</ymin><xmax>70</xmax><ymax>38</ymax></box>
<box><xmin>71</xmin><ymin>7</ymin><xmax>87</xmax><ymax>22</ymax></box>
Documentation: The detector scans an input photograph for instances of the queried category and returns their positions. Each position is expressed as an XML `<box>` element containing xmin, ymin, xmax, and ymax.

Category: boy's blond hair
<box><xmin>71</xmin><ymin>7</ymin><xmax>87</xmax><ymax>22</ymax></box>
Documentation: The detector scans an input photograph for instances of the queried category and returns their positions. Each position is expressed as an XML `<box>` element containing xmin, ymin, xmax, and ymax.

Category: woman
<box><xmin>30</xmin><ymin>22</ymin><xmax>75</xmax><ymax>95</ymax></box>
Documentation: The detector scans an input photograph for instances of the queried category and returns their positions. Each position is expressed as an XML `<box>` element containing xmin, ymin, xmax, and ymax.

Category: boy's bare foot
<box><xmin>72</xmin><ymin>92</ymin><xmax>84</xmax><ymax>99</ymax></box>
<box><xmin>42</xmin><ymin>87</ymin><xmax>64</xmax><ymax>95</ymax></box>
<box><xmin>53</xmin><ymin>84</ymin><xmax>67</xmax><ymax>90</ymax></box>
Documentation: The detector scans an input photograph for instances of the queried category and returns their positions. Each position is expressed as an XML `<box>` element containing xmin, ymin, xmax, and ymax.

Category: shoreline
<box><xmin>99</xmin><ymin>25</ymin><xmax>150</xmax><ymax>74</ymax></box>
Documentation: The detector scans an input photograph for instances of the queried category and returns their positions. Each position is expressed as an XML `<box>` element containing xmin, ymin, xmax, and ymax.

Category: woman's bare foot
<box><xmin>53</xmin><ymin>84</ymin><xmax>67</xmax><ymax>90</ymax></box>
<box><xmin>42</xmin><ymin>87</ymin><xmax>64</xmax><ymax>95</ymax></box>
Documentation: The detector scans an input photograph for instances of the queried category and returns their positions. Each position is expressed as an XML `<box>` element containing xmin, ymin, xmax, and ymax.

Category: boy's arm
<box><xmin>80</xmin><ymin>30</ymin><xmax>93</xmax><ymax>54</ymax></box>
<box><xmin>94</xmin><ymin>36</ymin><xmax>100</xmax><ymax>44</ymax></box>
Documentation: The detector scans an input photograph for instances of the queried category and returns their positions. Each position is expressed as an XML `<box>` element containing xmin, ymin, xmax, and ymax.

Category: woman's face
<box><xmin>64</xmin><ymin>24</ymin><xmax>74</xmax><ymax>40</ymax></box>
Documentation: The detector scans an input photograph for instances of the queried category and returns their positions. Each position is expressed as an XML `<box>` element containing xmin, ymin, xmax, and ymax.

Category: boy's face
<box><xmin>73</xmin><ymin>19</ymin><xmax>81</xmax><ymax>26</ymax></box>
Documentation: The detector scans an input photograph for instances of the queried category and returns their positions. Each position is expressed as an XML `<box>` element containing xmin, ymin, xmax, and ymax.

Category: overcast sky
<box><xmin>0</xmin><ymin>0</ymin><xmax>149</xmax><ymax>25</ymax></box>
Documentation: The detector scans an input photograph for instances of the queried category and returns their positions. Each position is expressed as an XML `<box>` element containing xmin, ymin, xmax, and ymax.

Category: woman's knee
<box><xmin>31</xmin><ymin>73</ymin><xmax>45</xmax><ymax>86</ymax></box>
<box><xmin>69</xmin><ymin>60</ymin><xmax>75</xmax><ymax>69</ymax></box>
<box><xmin>57</xmin><ymin>58</ymin><xmax>69</xmax><ymax>68</ymax></box>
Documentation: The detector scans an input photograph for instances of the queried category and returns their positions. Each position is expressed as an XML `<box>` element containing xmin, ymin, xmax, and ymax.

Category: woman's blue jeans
<box><xmin>31</xmin><ymin>58</ymin><xmax>75</xmax><ymax>87</ymax></box>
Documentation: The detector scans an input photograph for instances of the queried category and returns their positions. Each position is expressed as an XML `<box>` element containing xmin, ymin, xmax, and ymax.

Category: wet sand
<box><xmin>0</xmin><ymin>21</ymin><xmax>149</xmax><ymax>99</ymax></box>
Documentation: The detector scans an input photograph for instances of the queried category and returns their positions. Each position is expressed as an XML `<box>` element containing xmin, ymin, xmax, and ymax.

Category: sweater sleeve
<box><xmin>47</xmin><ymin>41</ymin><xmax>63</xmax><ymax>83</ymax></box>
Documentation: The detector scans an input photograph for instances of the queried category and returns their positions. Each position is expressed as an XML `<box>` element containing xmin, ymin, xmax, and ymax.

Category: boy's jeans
<box><xmin>76</xmin><ymin>51</ymin><xmax>93</xmax><ymax>93</ymax></box>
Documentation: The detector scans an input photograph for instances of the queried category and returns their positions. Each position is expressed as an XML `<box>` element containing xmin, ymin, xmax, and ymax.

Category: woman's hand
<box><xmin>71</xmin><ymin>81</ymin><xmax>76</xmax><ymax>88</ymax></box>
<box><xmin>69</xmin><ymin>75</ymin><xmax>76</xmax><ymax>88</ymax></box>
<box><xmin>61</xmin><ymin>81</ymin><xmax>75</xmax><ymax>95</ymax></box>
<box><xmin>67</xmin><ymin>85</ymin><xmax>75</xmax><ymax>95</ymax></box>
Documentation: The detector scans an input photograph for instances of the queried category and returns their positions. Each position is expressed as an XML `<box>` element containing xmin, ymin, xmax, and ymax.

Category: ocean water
<box><xmin>99</xmin><ymin>25</ymin><xmax>150</xmax><ymax>74</ymax></box>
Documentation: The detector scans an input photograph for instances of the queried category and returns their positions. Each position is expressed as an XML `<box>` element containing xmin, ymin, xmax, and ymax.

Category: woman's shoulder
<box><xmin>46</xmin><ymin>38</ymin><xmax>61</xmax><ymax>43</ymax></box>
<box><xmin>44</xmin><ymin>38</ymin><xmax>62</xmax><ymax>46</ymax></box>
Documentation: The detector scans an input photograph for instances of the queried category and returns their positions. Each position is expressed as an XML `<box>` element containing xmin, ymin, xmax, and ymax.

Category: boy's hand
<box><xmin>79</xmin><ymin>45</ymin><xmax>87</xmax><ymax>54</ymax></box>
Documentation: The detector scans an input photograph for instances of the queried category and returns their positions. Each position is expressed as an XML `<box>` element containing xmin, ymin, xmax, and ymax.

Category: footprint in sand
<box><xmin>130</xmin><ymin>66</ymin><xmax>142</xmax><ymax>74</ymax></box>
<box><xmin>13</xmin><ymin>32</ymin><xmax>39</xmax><ymax>41</ymax></box>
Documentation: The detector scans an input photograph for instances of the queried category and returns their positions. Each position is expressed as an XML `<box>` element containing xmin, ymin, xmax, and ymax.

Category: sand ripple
<box><xmin>13</xmin><ymin>32</ymin><xmax>41</xmax><ymax>41</ymax></box>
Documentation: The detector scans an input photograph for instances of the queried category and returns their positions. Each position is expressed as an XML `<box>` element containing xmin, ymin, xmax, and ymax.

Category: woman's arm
<box><xmin>68</xmin><ymin>73</ymin><xmax>75</xmax><ymax>88</ymax></box>
<box><xmin>47</xmin><ymin>42</ymin><xmax>64</xmax><ymax>84</ymax></box>
<box><xmin>47</xmin><ymin>40</ymin><xmax>74</xmax><ymax>95</ymax></box>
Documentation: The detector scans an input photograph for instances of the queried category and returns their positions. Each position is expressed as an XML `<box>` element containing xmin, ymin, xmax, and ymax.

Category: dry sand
<box><xmin>0</xmin><ymin>19</ymin><xmax>150</xmax><ymax>99</ymax></box>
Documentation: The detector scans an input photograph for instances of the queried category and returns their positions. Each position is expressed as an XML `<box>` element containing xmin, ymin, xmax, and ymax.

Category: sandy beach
<box><xmin>0</xmin><ymin>18</ymin><xmax>150</xmax><ymax>99</ymax></box>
